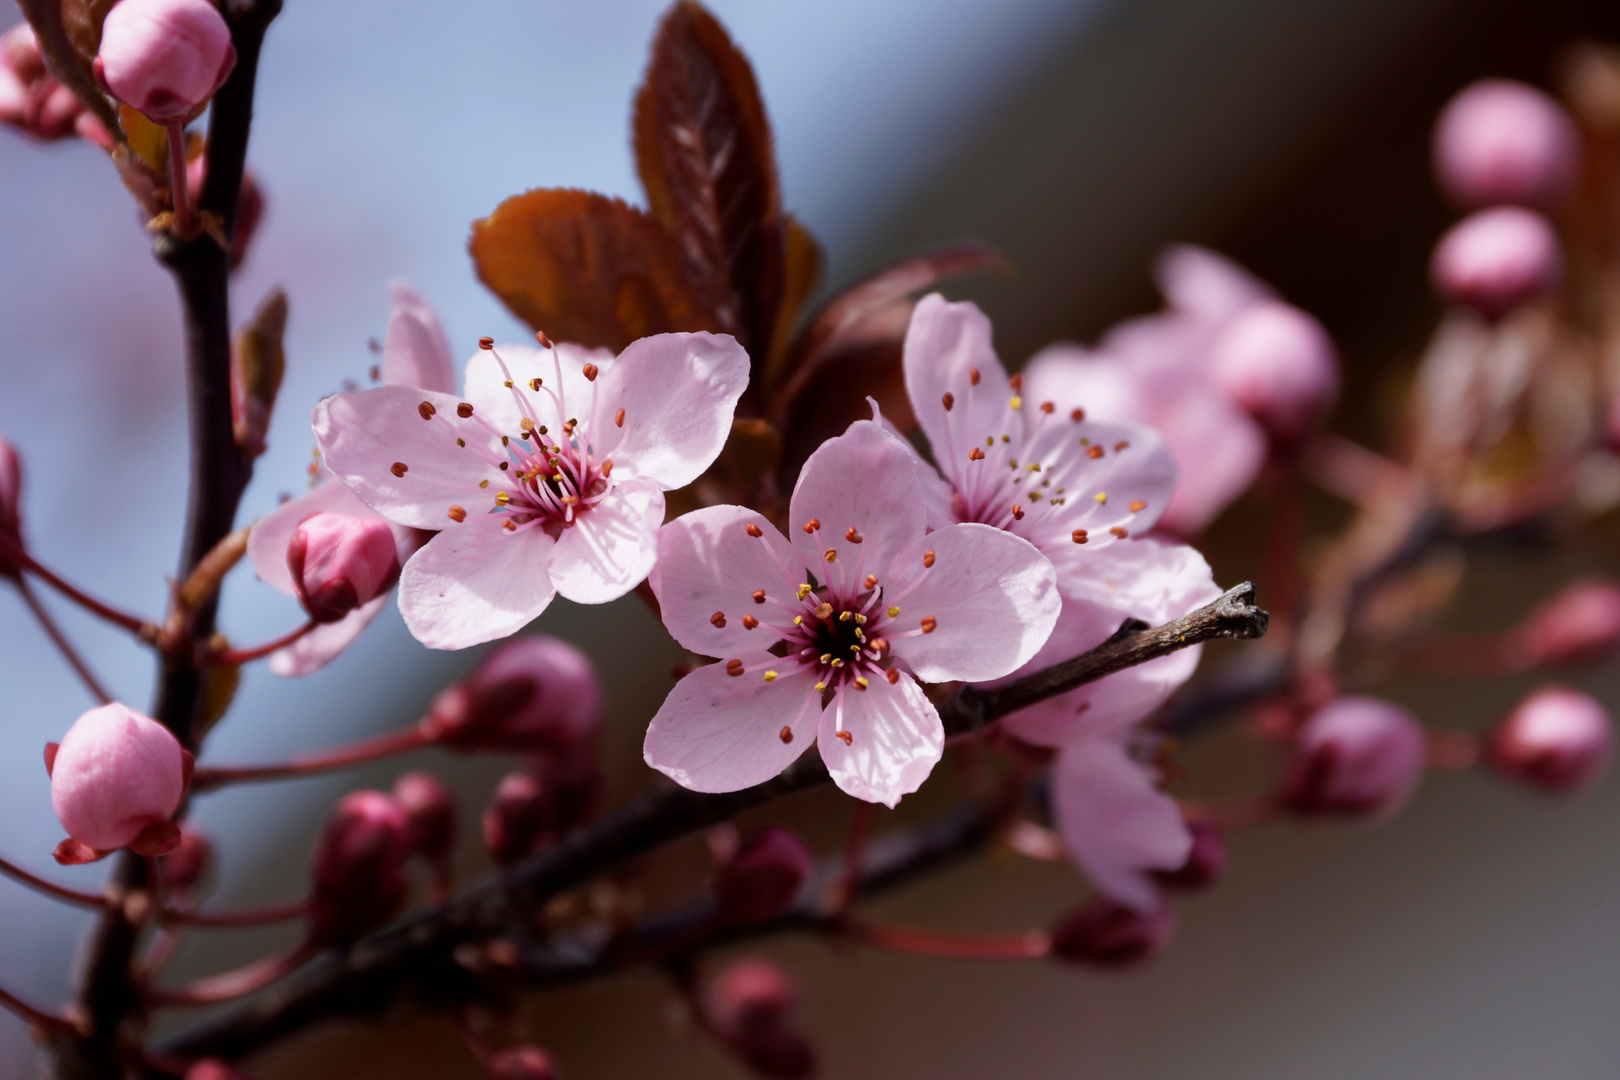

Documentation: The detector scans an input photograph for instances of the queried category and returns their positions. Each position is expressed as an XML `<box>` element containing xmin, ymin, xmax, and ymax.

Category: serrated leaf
<box><xmin>470</xmin><ymin>188</ymin><xmax>720</xmax><ymax>352</ymax></box>
<box><xmin>633</xmin><ymin>0</ymin><xmax>784</xmax><ymax>368</ymax></box>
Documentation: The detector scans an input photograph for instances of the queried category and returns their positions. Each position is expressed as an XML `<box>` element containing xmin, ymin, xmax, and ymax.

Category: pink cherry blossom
<box><xmin>94</xmin><ymin>0</ymin><xmax>236</xmax><ymax>123</ymax></box>
<box><xmin>1430</xmin><ymin>206</ymin><xmax>1565</xmax><ymax>317</ymax></box>
<box><xmin>49</xmin><ymin>703</ymin><xmax>187</xmax><ymax>856</ymax></box>
<box><xmin>1433</xmin><ymin>78</ymin><xmax>1581</xmax><ymax>210</ymax></box>
<box><xmin>248</xmin><ymin>282</ymin><xmax>454</xmax><ymax>675</ymax></box>
<box><xmin>643</xmin><ymin>420</ymin><xmax>1060</xmax><ymax>806</ymax></box>
<box><xmin>1487</xmin><ymin>685</ymin><xmax>1613</xmax><ymax>794</ymax></box>
<box><xmin>1280</xmin><ymin>696</ymin><xmax>1427</xmax><ymax>819</ymax></box>
<box><xmin>316</xmin><ymin>332</ymin><xmax>748</xmax><ymax>650</ymax></box>
<box><xmin>286</xmin><ymin>511</ymin><xmax>400</xmax><ymax>623</ymax></box>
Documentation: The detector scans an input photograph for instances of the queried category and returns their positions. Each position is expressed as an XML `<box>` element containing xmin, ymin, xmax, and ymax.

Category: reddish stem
<box><xmin>829</xmin><ymin>802</ymin><xmax>876</xmax><ymax>916</ymax></box>
<box><xmin>160</xmin><ymin>898</ymin><xmax>309</xmax><ymax>929</ymax></box>
<box><xmin>147</xmin><ymin>944</ymin><xmax>313</xmax><ymax>1007</ymax></box>
<box><xmin>0</xmin><ymin>533</ymin><xmax>151</xmax><ymax>635</ymax></box>
<box><xmin>1264</xmin><ymin>462</ymin><xmax>1303</xmax><ymax>626</ymax></box>
<box><xmin>0</xmin><ymin>981</ymin><xmax>73</xmax><ymax>1034</ymax></box>
<box><xmin>15</xmin><ymin>578</ymin><xmax>113</xmax><ymax>704</ymax></box>
<box><xmin>192</xmin><ymin>725</ymin><xmax>432</xmax><ymax>789</ymax></box>
<box><xmin>1427</xmin><ymin>730</ymin><xmax>1481</xmax><ymax>770</ymax></box>
<box><xmin>0</xmin><ymin>853</ymin><xmax>106</xmax><ymax>908</ymax></box>
<box><xmin>854</xmin><ymin>920</ymin><xmax>1051</xmax><ymax>960</ymax></box>
<box><xmin>1396</xmin><ymin>634</ymin><xmax>1514</xmax><ymax>678</ymax></box>
<box><xmin>1181</xmin><ymin>795</ymin><xmax>1277</xmax><ymax>830</ymax></box>
<box><xmin>165</xmin><ymin>122</ymin><xmax>193</xmax><ymax>237</ymax></box>
<box><xmin>207</xmin><ymin>619</ymin><xmax>316</xmax><ymax>665</ymax></box>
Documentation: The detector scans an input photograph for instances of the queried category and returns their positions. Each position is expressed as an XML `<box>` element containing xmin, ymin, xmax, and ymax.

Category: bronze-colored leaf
<box><xmin>772</xmin><ymin>243</ymin><xmax>1008</xmax><ymax>417</ymax></box>
<box><xmin>17</xmin><ymin>0</ymin><xmax>120</xmax><ymax>136</ymax></box>
<box><xmin>120</xmin><ymin>104</ymin><xmax>167</xmax><ymax>173</ymax></box>
<box><xmin>469</xmin><ymin>188</ymin><xmax>719</xmax><ymax>353</ymax></box>
<box><xmin>763</xmin><ymin>215</ymin><xmax>824</xmax><ymax>388</ymax></box>
<box><xmin>633</xmin><ymin>0</ymin><xmax>784</xmax><ymax>367</ymax></box>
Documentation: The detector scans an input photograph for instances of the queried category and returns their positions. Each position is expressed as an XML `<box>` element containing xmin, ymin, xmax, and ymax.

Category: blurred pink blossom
<box><xmin>1430</xmin><ymin>206</ymin><xmax>1565</xmax><ymax>317</ymax></box>
<box><xmin>1433</xmin><ymin>78</ymin><xmax>1581</xmax><ymax>210</ymax></box>
<box><xmin>0</xmin><ymin>24</ymin><xmax>93</xmax><ymax>142</ymax></box>
<box><xmin>48</xmin><ymin>702</ymin><xmax>187</xmax><ymax>858</ymax></box>
<box><xmin>307</xmin><ymin>790</ymin><xmax>411</xmax><ymax>946</ymax></box>
<box><xmin>1048</xmin><ymin>896</ymin><xmax>1175</xmax><ymax>968</ymax></box>
<box><xmin>713</xmin><ymin>827</ymin><xmax>813</xmax><ymax>924</ymax></box>
<box><xmin>422</xmin><ymin>635</ymin><xmax>601</xmax><ymax>754</ymax></box>
<box><xmin>1280</xmin><ymin>696</ymin><xmax>1427</xmax><ymax>819</ymax></box>
<box><xmin>1487</xmin><ymin>685</ymin><xmax>1613</xmax><ymax>794</ymax></box>
<box><xmin>1507</xmin><ymin>578</ymin><xmax>1620</xmax><ymax>668</ymax></box>
<box><xmin>94</xmin><ymin>0</ymin><xmax>236</xmax><ymax>123</ymax></box>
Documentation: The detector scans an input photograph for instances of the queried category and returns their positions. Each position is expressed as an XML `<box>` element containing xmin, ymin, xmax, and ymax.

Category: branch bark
<box><xmin>156</xmin><ymin>583</ymin><xmax>1267</xmax><ymax>1065</ymax></box>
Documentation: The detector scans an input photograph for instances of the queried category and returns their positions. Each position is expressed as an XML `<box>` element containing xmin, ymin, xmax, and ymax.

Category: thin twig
<box><xmin>0</xmin><ymin>981</ymin><xmax>73</xmax><ymax>1035</ymax></box>
<box><xmin>0</xmin><ymin>535</ymin><xmax>153</xmax><ymax>636</ymax></box>
<box><xmin>160</xmin><ymin>899</ymin><xmax>309</xmax><ymax>929</ymax></box>
<box><xmin>206</xmin><ymin>620</ymin><xmax>316</xmax><ymax>665</ymax></box>
<box><xmin>15</xmin><ymin>578</ymin><xmax>113</xmax><ymax>704</ymax></box>
<box><xmin>0</xmin><ymin>853</ymin><xmax>106</xmax><ymax>909</ymax></box>
<box><xmin>192</xmin><ymin>727</ymin><xmax>432</xmax><ymax>790</ymax></box>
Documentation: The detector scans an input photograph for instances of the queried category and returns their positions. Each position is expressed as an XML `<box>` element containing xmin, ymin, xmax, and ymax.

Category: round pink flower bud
<box><xmin>286</xmin><ymin>512</ymin><xmax>400</xmax><ymax>624</ymax></box>
<box><xmin>94</xmin><ymin>0</ymin><xmax>236</xmax><ymax>123</ymax></box>
<box><xmin>713</xmin><ymin>827</ymin><xmax>813</xmax><ymax>924</ymax></box>
<box><xmin>1430</xmin><ymin>206</ymin><xmax>1564</xmax><ymax>318</ymax></box>
<box><xmin>393</xmin><ymin>770</ymin><xmax>457</xmax><ymax>865</ymax></box>
<box><xmin>1433</xmin><ymin>79</ymin><xmax>1581</xmax><ymax>209</ymax></box>
<box><xmin>1152</xmin><ymin>820</ymin><xmax>1227</xmax><ymax>893</ymax></box>
<box><xmin>307</xmin><ymin>790</ymin><xmax>411</xmax><ymax>946</ymax></box>
<box><xmin>1048</xmin><ymin>897</ymin><xmax>1175</xmax><ymax>968</ymax></box>
<box><xmin>486</xmin><ymin>1046</ymin><xmax>558</xmax><ymax>1080</ymax></box>
<box><xmin>50</xmin><ymin>703</ymin><xmax>186</xmax><ymax>853</ymax></box>
<box><xmin>1207</xmin><ymin>300</ymin><xmax>1339</xmax><ymax>437</ymax></box>
<box><xmin>423</xmin><ymin>636</ymin><xmax>601</xmax><ymax>755</ymax></box>
<box><xmin>1487</xmin><ymin>685</ymin><xmax>1613</xmax><ymax>794</ymax></box>
<box><xmin>186</xmin><ymin>1060</ymin><xmax>253</xmax><ymax>1080</ymax></box>
<box><xmin>161</xmin><ymin>827</ymin><xmax>213</xmax><ymax>896</ymax></box>
<box><xmin>709</xmin><ymin>959</ymin><xmax>798</xmax><ymax>1036</ymax></box>
<box><xmin>1280</xmin><ymin>696</ymin><xmax>1427</xmax><ymax>819</ymax></box>
<box><xmin>1506</xmin><ymin>578</ymin><xmax>1620</xmax><ymax>669</ymax></box>
<box><xmin>483</xmin><ymin>771</ymin><xmax>548</xmax><ymax>867</ymax></box>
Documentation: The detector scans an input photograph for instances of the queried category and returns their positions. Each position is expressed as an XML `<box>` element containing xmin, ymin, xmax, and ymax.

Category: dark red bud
<box><xmin>1049</xmin><ymin>898</ymin><xmax>1175</xmax><ymax>968</ymax></box>
<box><xmin>422</xmin><ymin>636</ymin><xmax>600</xmax><ymax>755</ymax></box>
<box><xmin>1486</xmin><ymin>685</ymin><xmax>1614</xmax><ymax>794</ymax></box>
<box><xmin>485</xmin><ymin>1046</ymin><xmax>558</xmax><ymax>1080</ymax></box>
<box><xmin>393</xmin><ymin>770</ymin><xmax>457</xmax><ymax>864</ymax></box>
<box><xmin>483</xmin><ymin>772</ymin><xmax>548</xmax><ymax>867</ymax></box>
<box><xmin>714</xmin><ymin>828</ymin><xmax>813</xmax><ymax>924</ymax></box>
<box><xmin>1152</xmin><ymin>821</ymin><xmax>1227</xmax><ymax>893</ymax></box>
<box><xmin>186</xmin><ymin>1059</ymin><xmax>255</xmax><ymax>1080</ymax></box>
<box><xmin>529</xmin><ymin>742</ymin><xmax>602</xmax><ymax>835</ymax></box>
<box><xmin>308</xmin><ymin>790</ymin><xmax>411</xmax><ymax>946</ymax></box>
<box><xmin>708</xmin><ymin>959</ymin><xmax>798</xmax><ymax>1037</ymax></box>
<box><xmin>735</xmin><ymin>1030</ymin><xmax>818</xmax><ymax>1079</ymax></box>
<box><xmin>161</xmin><ymin>828</ymin><xmax>213</xmax><ymax>895</ymax></box>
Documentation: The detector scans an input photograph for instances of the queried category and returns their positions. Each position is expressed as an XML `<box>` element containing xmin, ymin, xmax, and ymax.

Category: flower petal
<box><xmin>644</xmin><ymin>661</ymin><xmax>821</xmax><ymax>793</ymax></box>
<box><xmin>397</xmin><ymin>514</ymin><xmax>557</xmax><ymax>649</ymax></box>
<box><xmin>382</xmin><ymin>280</ymin><xmax>456</xmax><ymax>393</ymax></box>
<box><xmin>1001</xmin><ymin>645</ymin><xmax>1204</xmax><ymax>747</ymax></box>
<box><xmin>268</xmin><ymin>595</ymin><xmax>389</xmax><ymax>678</ymax></box>
<box><xmin>884</xmin><ymin>522</ymin><xmax>1059</xmax><ymax>684</ymax></box>
<box><xmin>1058</xmin><ymin>537</ymin><xmax>1220</xmax><ymax>626</ymax></box>
<box><xmin>649</xmin><ymin>504</ymin><xmax>806</xmax><ymax>658</ymax></box>
<box><xmin>788</xmin><ymin>419</ymin><xmax>927</xmax><ymax>583</ymax></box>
<box><xmin>462</xmin><ymin>343</ymin><xmax>613</xmax><ymax>440</ymax></box>
<box><xmin>818</xmin><ymin>673</ymin><xmax>943</xmax><ymax>807</ymax></box>
<box><xmin>313</xmin><ymin>386</ymin><xmax>500</xmax><ymax>531</ymax></box>
<box><xmin>902</xmin><ymin>294</ymin><xmax>1021</xmax><ymax>492</ymax></box>
<box><xmin>1156</xmin><ymin>392</ymin><xmax>1267</xmax><ymax>536</ymax></box>
<box><xmin>1021</xmin><ymin>345</ymin><xmax>1151</xmax><ymax>424</ymax></box>
<box><xmin>1053</xmin><ymin>734</ymin><xmax>1190</xmax><ymax>911</ymax></box>
<box><xmin>249</xmin><ymin>480</ymin><xmax>422</xmax><ymax>597</ymax></box>
<box><xmin>1156</xmin><ymin>243</ymin><xmax>1273</xmax><ymax>320</ymax></box>
<box><xmin>548</xmin><ymin>478</ymin><xmax>664</xmax><ymax>605</ymax></box>
<box><xmin>595</xmin><ymin>332</ymin><xmax>750</xmax><ymax>490</ymax></box>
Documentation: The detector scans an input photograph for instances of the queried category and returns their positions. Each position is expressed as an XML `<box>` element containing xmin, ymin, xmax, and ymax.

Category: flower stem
<box><xmin>0</xmin><ymin>981</ymin><xmax>73</xmax><ymax>1034</ymax></box>
<box><xmin>146</xmin><ymin>944</ymin><xmax>313</xmax><ymax>1007</ymax></box>
<box><xmin>14</xmin><ymin>577</ymin><xmax>112</xmax><ymax>704</ymax></box>
<box><xmin>166</xmin><ymin>122</ymin><xmax>193</xmax><ymax>238</ymax></box>
<box><xmin>206</xmin><ymin>619</ymin><xmax>317</xmax><ymax>665</ymax></box>
<box><xmin>0</xmin><ymin>533</ymin><xmax>152</xmax><ymax>635</ymax></box>
<box><xmin>853</xmin><ymin>920</ymin><xmax>1051</xmax><ymax>960</ymax></box>
<box><xmin>161</xmin><ymin>898</ymin><xmax>309</xmax><ymax>929</ymax></box>
<box><xmin>191</xmin><ymin>725</ymin><xmax>432</xmax><ymax>789</ymax></box>
<box><xmin>1427</xmin><ymin>730</ymin><xmax>1481</xmax><ymax>770</ymax></box>
<box><xmin>0</xmin><ymin>853</ymin><xmax>106</xmax><ymax>908</ymax></box>
<box><xmin>828</xmin><ymin>801</ymin><xmax>875</xmax><ymax>915</ymax></box>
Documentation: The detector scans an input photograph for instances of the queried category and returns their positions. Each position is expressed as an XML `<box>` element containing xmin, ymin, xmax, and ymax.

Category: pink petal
<box><xmin>901</xmin><ymin>295</ymin><xmax>1022</xmax><ymax>492</ymax></box>
<box><xmin>382</xmin><ymin>280</ymin><xmax>456</xmax><ymax>393</ymax></box>
<box><xmin>249</xmin><ymin>480</ymin><xmax>414</xmax><ymax>596</ymax></box>
<box><xmin>462</xmin><ymin>343</ymin><xmax>612</xmax><ymax>440</ymax></box>
<box><xmin>397</xmin><ymin>515</ymin><xmax>558</xmax><ymax>650</ymax></box>
<box><xmin>788</xmin><ymin>420</ymin><xmax>927</xmax><ymax>579</ymax></box>
<box><xmin>313</xmin><ymin>387</ymin><xmax>499</xmax><ymax>531</ymax></box>
<box><xmin>883</xmin><ymin>523</ymin><xmax>1059</xmax><ymax>684</ymax></box>
<box><xmin>1053</xmin><ymin>734</ymin><xmax>1191</xmax><ymax>911</ymax></box>
<box><xmin>1155</xmin><ymin>244</ymin><xmax>1273</xmax><ymax>320</ymax></box>
<box><xmin>817</xmin><ymin>672</ymin><xmax>943</xmax><ymax>807</ymax></box>
<box><xmin>1057</xmin><ymin>537</ymin><xmax>1220</xmax><ymax>625</ymax></box>
<box><xmin>1155</xmin><ymin>392</ymin><xmax>1268</xmax><ymax>536</ymax></box>
<box><xmin>649</xmin><ymin>504</ymin><xmax>806</xmax><ymax>658</ymax></box>
<box><xmin>268</xmin><ymin>595</ymin><xmax>389</xmax><ymax>677</ymax></box>
<box><xmin>644</xmin><ymin>661</ymin><xmax>820</xmax><ymax>793</ymax></box>
<box><xmin>548</xmin><ymin>477</ymin><xmax>664</xmax><ymax>605</ymax></box>
<box><xmin>595</xmin><ymin>332</ymin><xmax>750</xmax><ymax>490</ymax></box>
<box><xmin>873</xmin><ymin>400</ymin><xmax>957</xmax><ymax>529</ymax></box>
<box><xmin>1021</xmin><ymin>346</ymin><xmax>1151</xmax><ymax>424</ymax></box>
<box><xmin>1002</xmin><ymin>645</ymin><xmax>1203</xmax><ymax>747</ymax></box>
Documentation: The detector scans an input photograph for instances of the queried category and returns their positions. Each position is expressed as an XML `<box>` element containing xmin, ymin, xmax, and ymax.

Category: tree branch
<box><xmin>156</xmin><ymin>583</ymin><xmax>1267</xmax><ymax>1065</ymax></box>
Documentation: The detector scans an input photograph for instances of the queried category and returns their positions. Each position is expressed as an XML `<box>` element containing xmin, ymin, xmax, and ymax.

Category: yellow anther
<box><xmin>830</xmin><ymin>658</ymin><xmax>843</xmax><ymax>668</ymax></box>
<box><xmin>1027</xmin><ymin>463</ymin><xmax>1041</xmax><ymax>472</ymax></box>
<box><xmin>479</xmin><ymin>480</ymin><xmax>490</xmax><ymax>489</ymax></box>
<box><xmin>816</xmin><ymin>602</ymin><xmax>833</xmax><ymax>618</ymax></box>
<box><xmin>820</xmin><ymin>653</ymin><xmax>833</xmax><ymax>664</ymax></box>
<box><xmin>1094</xmin><ymin>492</ymin><xmax>1108</xmax><ymax>504</ymax></box>
<box><xmin>854</xmin><ymin>613</ymin><xmax>867</xmax><ymax>625</ymax></box>
<box><xmin>887</xmin><ymin>606</ymin><xmax>900</xmax><ymax>617</ymax></box>
<box><xmin>839</xmin><ymin>611</ymin><xmax>853</xmax><ymax>622</ymax></box>
<box><xmin>495</xmin><ymin>492</ymin><xmax>510</xmax><ymax>505</ymax></box>
<box><xmin>797</xmin><ymin>584</ymin><xmax>813</xmax><ymax>600</ymax></box>
<box><xmin>503</xmin><ymin>380</ymin><xmax>514</xmax><ymax>389</ymax></box>
<box><xmin>763</xmin><ymin>670</ymin><xmax>779</xmax><ymax>682</ymax></box>
<box><xmin>793</xmin><ymin>615</ymin><xmax>804</xmax><ymax>626</ymax></box>
<box><xmin>814</xmin><ymin>682</ymin><xmax>827</xmax><ymax>692</ymax></box>
<box><xmin>854</xmin><ymin>676</ymin><xmax>869</xmax><ymax>689</ymax></box>
<box><xmin>1009</xmin><ymin>396</ymin><xmax>1022</xmax><ymax>409</ymax></box>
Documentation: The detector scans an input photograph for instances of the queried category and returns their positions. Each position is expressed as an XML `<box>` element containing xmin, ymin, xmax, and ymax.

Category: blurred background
<box><xmin>5</xmin><ymin>0</ymin><xmax>1620</xmax><ymax>1076</ymax></box>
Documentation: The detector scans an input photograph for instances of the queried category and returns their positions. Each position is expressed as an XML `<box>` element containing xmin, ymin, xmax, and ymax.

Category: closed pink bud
<box><xmin>1049</xmin><ymin>898</ymin><xmax>1175</xmax><ymax>968</ymax></box>
<box><xmin>308</xmin><ymin>790</ymin><xmax>411</xmax><ymax>946</ymax></box>
<box><xmin>709</xmin><ymin>959</ymin><xmax>799</xmax><ymax>1036</ymax></box>
<box><xmin>1433</xmin><ymin>79</ymin><xmax>1581</xmax><ymax>210</ymax></box>
<box><xmin>483</xmin><ymin>772</ymin><xmax>548</xmax><ymax>867</ymax></box>
<box><xmin>286</xmin><ymin>512</ymin><xmax>400</xmax><ymax>623</ymax></box>
<box><xmin>94</xmin><ymin>0</ymin><xmax>236</xmax><ymax>123</ymax></box>
<box><xmin>1506</xmin><ymin>578</ymin><xmax>1620</xmax><ymax>668</ymax></box>
<box><xmin>1152</xmin><ymin>821</ymin><xmax>1227</xmax><ymax>893</ymax></box>
<box><xmin>50</xmin><ymin>703</ymin><xmax>186</xmax><ymax>854</ymax></box>
<box><xmin>161</xmin><ymin>827</ymin><xmax>213</xmax><ymax>895</ymax></box>
<box><xmin>1487</xmin><ymin>685</ymin><xmax>1613</xmax><ymax>794</ymax></box>
<box><xmin>1430</xmin><ymin>206</ymin><xmax>1564</xmax><ymax>318</ymax></box>
<box><xmin>1208</xmin><ymin>300</ymin><xmax>1339</xmax><ymax>437</ymax></box>
<box><xmin>393</xmin><ymin>770</ymin><xmax>457</xmax><ymax>864</ymax></box>
<box><xmin>1280</xmin><ymin>696</ymin><xmax>1427</xmax><ymax>819</ymax></box>
<box><xmin>424</xmin><ymin>636</ymin><xmax>601</xmax><ymax>755</ymax></box>
<box><xmin>186</xmin><ymin>1060</ymin><xmax>254</xmax><ymax>1080</ymax></box>
<box><xmin>713</xmin><ymin>828</ymin><xmax>813</xmax><ymax>924</ymax></box>
<box><xmin>486</xmin><ymin>1046</ymin><xmax>558</xmax><ymax>1080</ymax></box>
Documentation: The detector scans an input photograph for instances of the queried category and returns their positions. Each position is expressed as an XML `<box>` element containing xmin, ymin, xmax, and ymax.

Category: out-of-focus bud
<box><xmin>1152</xmin><ymin>821</ymin><xmax>1227</xmax><ymax>893</ymax></box>
<box><xmin>1430</xmin><ymin>206</ymin><xmax>1564</xmax><ymax>318</ymax></box>
<box><xmin>423</xmin><ymin>636</ymin><xmax>602</xmax><ymax>755</ymax></box>
<box><xmin>1433</xmin><ymin>78</ymin><xmax>1581</xmax><ymax>210</ymax></box>
<box><xmin>49</xmin><ymin>703</ymin><xmax>188</xmax><ymax>862</ymax></box>
<box><xmin>485</xmin><ymin>1046</ymin><xmax>558</xmax><ymax>1080</ymax></box>
<box><xmin>232</xmin><ymin>288</ymin><xmax>286</xmax><ymax>456</ymax></box>
<box><xmin>1487</xmin><ymin>685</ymin><xmax>1614</xmax><ymax>794</ymax></box>
<box><xmin>1279</xmin><ymin>696</ymin><xmax>1427</xmax><ymax>819</ymax></box>
<box><xmin>393</xmin><ymin>770</ymin><xmax>457</xmax><ymax>865</ymax></box>
<box><xmin>1048</xmin><ymin>898</ymin><xmax>1175</xmax><ymax>968</ymax></box>
<box><xmin>308</xmin><ymin>790</ymin><xmax>411</xmax><ymax>946</ymax></box>
<box><xmin>713</xmin><ymin>828</ymin><xmax>813</xmax><ymax>924</ymax></box>
<box><xmin>0</xmin><ymin>24</ymin><xmax>88</xmax><ymax>142</ymax></box>
<box><xmin>93</xmin><ymin>0</ymin><xmax>237</xmax><ymax>124</ymax></box>
<box><xmin>483</xmin><ymin>772</ymin><xmax>548</xmax><ymax>867</ymax></box>
<box><xmin>0</xmin><ymin>433</ymin><xmax>21</xmax><ymax>573</ymax></box>
<box><xmin>1207</xmin><ymin>300</ymin><xmax>1339</xmax><ymax>438</ymax></box>
<box><xmin>286</xmin><ymin>512</ymin><xmax>400</xmax><ymax>624</ymax></box>
<box><xmin>530</xmin><ymin>742</ymin><xmax>602</xmax><ymax>836</ymax></box>
<box><xmin>161</xmin><ymin>827</ymin><xmax>213</xmax><ymax>896</ymax></box>
<box><xmin>1504</xmin><ymin>578</ymin><xmax>1620</xmax><ymax>669</ymax></box>
<box><xmin>186</xmin><ymin>1060</ymin><xmax>254</xmax><ymax>1080</ymax></box>
<box><xmin>708</xmin><ymin>959</ymin><xmax>817</xmax><ymax>1079</ymax></box>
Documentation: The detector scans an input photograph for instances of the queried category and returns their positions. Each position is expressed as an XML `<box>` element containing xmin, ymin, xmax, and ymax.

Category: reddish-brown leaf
<box><xmin>633</xmin><ymin>0</ymin><xmax>784</xmax><ymax>365</ymax></box>
<box><xmin>469</xmin><ymin>188</ymin><xmax>719</xmax><ymax>353</ymax></box>
<box><xmin>763</xmin><ymin>215</ymin><xmax>825</xmax><ymax>387</ymax></box>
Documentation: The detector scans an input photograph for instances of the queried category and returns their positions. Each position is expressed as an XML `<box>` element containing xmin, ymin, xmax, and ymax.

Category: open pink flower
<box><xmin>248</xmin><ymin>282</ymin><xmax>451</xmax><ymax>675</ymax></box>
<box><xmin>316</xmin><ymin>331</ymin><xmax>748</xmax><ymax>649</ymax></box>
<box><xmin>644</xmin><ymin>420</ymin><xmax>1060</xmax><ymax>806</ymax></box>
